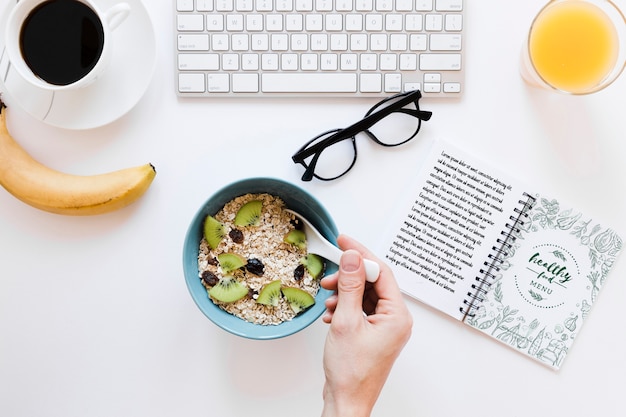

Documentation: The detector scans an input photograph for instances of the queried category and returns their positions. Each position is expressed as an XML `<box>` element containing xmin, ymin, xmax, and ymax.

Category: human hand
<box><xmin>320</xmin><ymin>235</ymin><xmax>413</xmax><ymax>417</ymax></box>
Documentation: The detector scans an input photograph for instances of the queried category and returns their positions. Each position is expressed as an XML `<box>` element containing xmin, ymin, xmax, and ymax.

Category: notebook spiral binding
<box><xmin>460</xmin><ymin>192</ymin><xmax>537</xmax><ymax>319</ymax></box>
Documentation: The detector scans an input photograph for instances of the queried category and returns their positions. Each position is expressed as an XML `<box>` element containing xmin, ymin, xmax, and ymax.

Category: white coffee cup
<box><xmin>4</xmin><ymin>0</ymin><xmax>130</xmax><ymax>91</ymax></box>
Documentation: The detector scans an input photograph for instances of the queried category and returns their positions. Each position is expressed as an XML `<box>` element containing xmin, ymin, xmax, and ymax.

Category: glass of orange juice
<box><xmin>520</xmin><ymin>0</ymin><xmax>626</xmax><ymax>94</ymax></box>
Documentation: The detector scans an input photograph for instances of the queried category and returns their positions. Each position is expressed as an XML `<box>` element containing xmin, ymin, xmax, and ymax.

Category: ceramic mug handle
<box><xmin>105</xmin><ymin>3</ymin><xmax>131</xmax><ymax>31</ymax></box>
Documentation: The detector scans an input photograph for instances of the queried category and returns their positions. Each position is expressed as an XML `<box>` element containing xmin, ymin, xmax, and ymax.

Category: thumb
<box><xmin>334</xmin><ymin>249</ymin><xmax>366</xmax><ymax>317</ymax></box>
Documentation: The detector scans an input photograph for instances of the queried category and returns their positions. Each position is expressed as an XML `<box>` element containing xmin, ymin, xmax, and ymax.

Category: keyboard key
<box><xmin>390</xmin><ymin>34</ymin><xmax>408</xmax><ymax>51</ymax></box>
<box><xmin>396</xmin><ymin>0</ymin><xmax>413</xmax><ymax>11</ymax></box>
<box><xmin>385</xmin><ymin>14</ymin><xmax>403</xmax><ymax>31</ymax></box>
<box><xmin>360</xmin><ymin>73</ymin><xmax>382</xmax><ymax>92</ymax></box>
<box><xmin>222</xmin><ymin>53</ymin><xmax>240</xmax><ymax>70</ymax></box>
<box><xmin>177</xmin><ymin>0</ymin><xmax>194</xmax><ymax>12</ymax></box>
<box><xmin>399</xmin><ymin>53</ymin><xmax>418</xmax><ymax>70</ymax></box>
<box><xmin>301</xmin><ymin>53</ymin><xmax>319</xmax><ymax>70</ymax></box>
<box><xmin>295</xmin><ymin>0</ymin><xmax>314</xmax><ymax>11</ymax></box>
<box><xmin>384</xmin><ymin>73</ymin><xmax>402</xmax><ymax>92</ymax></box>
<box><xmin>336</xmin><ymin>0</ymin><xmax>354</xmax><ymax>11</ymax></box>
<box><xmin>341</xmin><ymin>53</ymin><xmax>358</xmax><ymax>70</ymax></box>
<box><xmin>233</xmin><ymin>74</ymin><xmax>259</xmax><ymax>92</ymax></box>
<box><xmin>216</xmin><ymin>0</ymin><xmax>234</xmax><ymax>12</ymax></box>
<box><xmin>261</xmin><ymin>53</ymin><xmax>279</xmax><ymax>70</ymax></box>
<box><xmin>197</xmin><ymin>0</ymin><xmax>214</xmax><ymax>11</ymax></box>
<box><xmin>251</xmin><ymin>34</ymin><xmax>269</xmax><ymax>50</ymax></box>
<box><xmin>326</xmin><ymin>14</ymin><xmax>343</xmax><ymax>31</ymax></box>
<box><xmin>345</xmin><ymin>14</ymin><xmax>364</xmax><ymax>31</ymax></box>
<box><xmin>366</xmin><ymin>14</ymin><xmax>383</xmax><ymax>31</ymax></box>
<box><xmin>262</xmin><ymin>73</ymin><xmax>357</xmax><ymax>92</ymax></box>
<box><xmin>178</xmin><ymin>34</ymin><xmax>210</xmax><ymax>51</ymax></box>
<box><xmin>404</xmin><ymin>82</ymin><xmax>422</xmax><ymax>92</ymax></box>
<box><xmin>416</xmin><ymin>0</ymin><xmax>434</xmax><ymax>11</ymax></box>
<box><xmin>375</xmin><ymin>0</ymin><xmax>393</xmax><ymax>12</ymax></box>
<box><xmin>424</xmin><ymin>73</ymin><xmax>441</xmax><ymax>83</ymax></box>
<box><xmin>177</xmin><ymin>15</ymin><xmax>204</xmax><ymax>31</ymax></box>
<box><xmin>360</xmin><ymin>54</ymin><xmax>377</xmax><ymax>70</ymax></box>
<box><xmin>351</xmin><ymin>34</ymin><xmax>368</xmax><ymax>51</ymax></box>
<box><xmin>257</xmin><ymin>0</ymin><xmax>273</xmax><ymax>11</ymax></box>
<box><xmin>420</xmin><ymin>53</ymin><xmax>461</xmax><ymax>70</ymax></box>
<box><xmin>380</xmin><ymin>54</ymin><xmax>397</xmax><ymax>70</ymax></box>
<box><xmin>179</xmin><ymin>74</ymin><xmax>206</xmax><ymax>92</ymax></box>
<box><xmin>236</xmin><ymin>0</ymin><xmax>254</xmax><ymax>11</ymax></box>
<box><xmin>331</xmin><ymin>34</ymin><xmax>348</xmax><ymax>50</ymax></box>
<box><xmin>316</xmin><ymin>0</ymin><xmax>333</xmax><ymax>12</ymax></box>
<box><xmin>436</xmin><ymin>0</ymin><xmax>463</xmax><ymax>12</ymax></box>
<box><xmin>276</xmin><ymin>0</ymin><xmax>294</xmax><ymax>12</ymax></box>
<box><xmin>292</xmin><ymin>33</ymin><xmax>309</xmax><ymax>50</ymax></box>
<box><xmin>178</xmin><ymin>54</ymin><xmax>220</xmax><ymax>70</ymax></box>
<box><xmin>410</xmin><ymin>34</ymin><xmax>427</xmax><ymax>51</ymax></box>
<box><xmin>246</xmin><ymin>14</ymin><xmax>264</xmax><ymax>31</ymax></box>
<box><xmin>206</xmin><ymin>14</ymin><xmax>225</xmax><ymax>31</ymax></box>
<box><xmin>445</xmin><ymin>14</ymin><xmax>463</xmax><ymax>31</ymax></box>
<box><xmin>405</xmin><ymin>14</ymin><xmax>424</xmax><ymax>31</ymax></box>
<box><xmin>443</xmin><ymin>82</ymin><xmax>462</xmax><ymax>93</ymax></box>
<box><xmin>430</xmin><ymin>34</ymin><xmax>462</xmax><ymax>51</ymax></box>
<box><xmin>320</xmin><ymin>53</ymin><xmax>339</xmax><ymax>70</ymax></box>
<box><xmin>286</xmin><ymin>14</ymin><xmax>304</xmax><ymax>30</ymax></box>
<box><xmin>241</xmin><ymin>53</ymin><xmax>259</xmax><ymax>70</ymax></box>
<box><xmin>208</xmin><ymin>74</ymin><xmax>230</xmax><ymax>92</ymax></box>
<box><xmin>306</xmin><ymin>14</ymin><xmax>323</xmax><ymax>30</ymax></box>
<box><xmin>355</xmin><ymin>0</ymin><xmax>374</xmax><ymax>11</ymax></box>
<box><xmin>423</xmin><ymin>82</ymin><xmax>441</xmax><ymax>93</ymax></box>
<box><xmin>425</xmin><ymin>14</ymin><xmax>443</xmax><ymax>31</ymax></box>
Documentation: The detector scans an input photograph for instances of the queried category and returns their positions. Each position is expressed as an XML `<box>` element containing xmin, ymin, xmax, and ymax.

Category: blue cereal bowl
<box><xmin>182</xmin><ymin>177</ymin><xmax>338</xmax><ymax>340</ymax></box>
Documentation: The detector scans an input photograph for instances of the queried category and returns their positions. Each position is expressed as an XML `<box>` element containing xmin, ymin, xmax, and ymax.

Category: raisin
<box><xmin>207</xmin><ymin>256</ymin><xmax>218</xmax><ymax>266</ymax></box>
<box><xmin>201</xmin><ymin>270</ymin><xmax>219</xmax><ymax>286</ymax></box>
<box><xmin>229</xmin><ymin>228</ymin><xmax>244</xmax><ymax>244</ymax></box>
<box><xmin>246</xmin><ymin>258</ymin><xmax>265</xmax><ymax>276</ymax></box>
<box><xmin>294</xmin><ymin>264</ymin><xmax>305</xmax><ymax>281</ymax></box>
<box><xmin>290</xmin><ymin>218</ymin><xmax>304</xmax><ymax>230</ymax></box>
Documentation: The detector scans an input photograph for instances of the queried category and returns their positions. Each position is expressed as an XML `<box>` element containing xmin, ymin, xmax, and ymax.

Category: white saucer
<box><xmin>0</xmin><ymin>0</ymin><xmax>156</xmax><ymax>130</ymax></box>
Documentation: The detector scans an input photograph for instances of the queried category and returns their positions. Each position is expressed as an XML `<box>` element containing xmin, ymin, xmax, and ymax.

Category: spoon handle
<box><xmin>317</xmin><ymin>243</ymin><xmax>379</xmax><ymax>283</ymax></box>
<box><xmin>363</xmin><ymin>259</ymin><xmax>380</xmax><ymax>283</ymax></box>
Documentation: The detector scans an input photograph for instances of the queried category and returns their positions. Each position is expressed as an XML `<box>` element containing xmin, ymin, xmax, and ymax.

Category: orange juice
<box><xmin>529</xmin><ymin>1</ymin><xmax>619</xmax><ymax>93</ymax></box>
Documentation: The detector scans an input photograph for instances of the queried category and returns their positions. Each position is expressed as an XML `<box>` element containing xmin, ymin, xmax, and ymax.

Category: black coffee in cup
<box><xmin>19</xmin><ymin>0</ymin><xmax>105</xmax><ymax>86</ymax></box>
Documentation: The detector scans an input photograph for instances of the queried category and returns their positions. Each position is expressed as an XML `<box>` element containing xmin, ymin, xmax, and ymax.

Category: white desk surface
<box><xmin>2</xmin><ymin>1</ymin><xmax>626</xmax><ymax>416</ymax></box>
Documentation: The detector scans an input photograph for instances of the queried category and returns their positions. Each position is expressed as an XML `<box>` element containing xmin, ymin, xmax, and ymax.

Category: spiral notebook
<box><xmin>381</xmin><ymin>139</ymin><xmax>622</xmax><ymax>370</ymax></box>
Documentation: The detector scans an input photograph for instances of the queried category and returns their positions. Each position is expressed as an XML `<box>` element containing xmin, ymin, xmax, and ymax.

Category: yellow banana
<box><xmin>0</xmin><ymin>101</ymin><xmax>156</xmax><ymax>215</ymax></box>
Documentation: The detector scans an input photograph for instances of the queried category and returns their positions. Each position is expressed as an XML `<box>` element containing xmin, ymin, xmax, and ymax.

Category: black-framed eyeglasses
<box><xmin>291</xmin><ymin>90</ymin><xmax>432</xmax><ymax>182</ymax></box>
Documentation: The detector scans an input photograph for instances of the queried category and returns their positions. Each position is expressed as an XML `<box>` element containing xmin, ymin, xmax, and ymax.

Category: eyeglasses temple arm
<box><xmin>300</xmin><ymin>151</ymin><xmax>322</xmax><ymax>181</ymax></box>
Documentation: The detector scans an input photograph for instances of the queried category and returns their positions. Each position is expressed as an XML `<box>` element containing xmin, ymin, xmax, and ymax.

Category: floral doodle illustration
<box><xmin>466</xmin><ymin>197</ymin><xmax>622</xmax><ymax>368</ymax></box>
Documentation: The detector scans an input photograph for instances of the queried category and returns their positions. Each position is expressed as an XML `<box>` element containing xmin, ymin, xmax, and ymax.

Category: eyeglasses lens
<box><xmin>365</xmin><ymin>95</ymin><xmax>421</xmax><ymax>146</ymax></box>
<box><xmin>305</xmin><ymin>130</ymin><xmax>356</xmax><ymax>180</ymax></box>
<box><xmin>366</xmin><ymin>109</ymin><xmax>421</xmax><ymax>146</ymax></box>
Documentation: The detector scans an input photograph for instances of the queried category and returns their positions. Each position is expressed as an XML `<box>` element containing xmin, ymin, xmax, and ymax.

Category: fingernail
<box><xmin>341</xmin><ymin>250</ymin><xmax>361</xmax><ymax>272</ymax></box>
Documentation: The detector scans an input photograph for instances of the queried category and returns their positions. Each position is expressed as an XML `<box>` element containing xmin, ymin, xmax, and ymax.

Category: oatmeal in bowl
<box><xmin>183</xmin><ymin>178</ymin><xmax>338</xmax><ymax>340</ymax></box>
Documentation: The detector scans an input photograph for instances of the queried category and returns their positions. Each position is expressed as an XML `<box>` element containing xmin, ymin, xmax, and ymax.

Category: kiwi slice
<box><xmin>209</xmin><ymin>276</ymin><xmax>248</xmax><ymax>303</ymax></box>
<box><xmin>300</xmin><ymin>254</ymin><xmax>325</xmax><ymax>279</ymax></box>
<box><xmin>218</xmin><ymin>253</ymin><xmax>246</xmax><ymax>274</ymax></box>
<box><xmin>203</xmin><ymin>215</ymin><xmax>226</xmax><ymax>249</ymax></box>
<box><xmin>234</xmin><ymin>200</ymin><xmax>263</xmax><ymax>226</ymax></box>
<box><xmin>282</xmin><ymin>287</ymin><xmax>315</xmax><ymax>314</ymax></box>
<box><xmin>256</xmin><ymin>279</ymin><xmax>282</xmax><ymax>307</ymax></box>
<box><xmin>284</xmin><ymin>229</ymin><xmax>307</xmax><ymax>250</ymax></box>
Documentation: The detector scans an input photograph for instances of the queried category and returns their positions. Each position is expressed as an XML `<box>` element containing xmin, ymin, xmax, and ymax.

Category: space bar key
<box><xmin>262</xmin><ymin>73</ymin><xmax>357</xmax><ymax>93</ymax></box>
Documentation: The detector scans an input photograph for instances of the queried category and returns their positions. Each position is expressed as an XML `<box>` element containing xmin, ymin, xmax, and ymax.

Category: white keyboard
<box><xmin>175</xmin><ymin>0</ymin><xmax>464</xmax><ymax>97</ymax></box>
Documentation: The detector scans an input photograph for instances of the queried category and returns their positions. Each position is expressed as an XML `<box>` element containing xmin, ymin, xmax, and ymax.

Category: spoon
<box><xmin>285</xmin><ymin>209</ymin><xmax>380</xmax><ymax>283</ymax></box>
